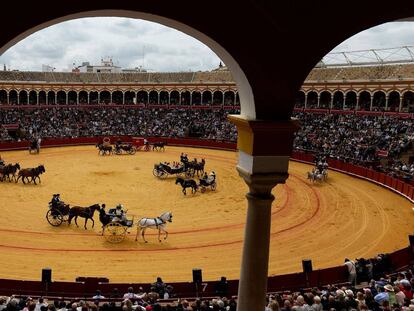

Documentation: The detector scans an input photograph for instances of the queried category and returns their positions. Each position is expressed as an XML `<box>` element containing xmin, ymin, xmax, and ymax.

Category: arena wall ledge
<box><xmin>0</xmin><ymin>138</ymin><xmax>412</xmax><ymax>298</ymax></box>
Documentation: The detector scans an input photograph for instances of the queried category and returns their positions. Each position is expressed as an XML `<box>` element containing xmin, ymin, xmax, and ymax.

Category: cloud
<box><xmin>0</xmin><ymin>17</ymin><xmax>222</xmax><ymax>72</ymax></box>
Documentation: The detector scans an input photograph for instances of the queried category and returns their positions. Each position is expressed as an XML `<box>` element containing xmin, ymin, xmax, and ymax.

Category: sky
<box><xmin>0</xmin><ymin>17</ymin><xmax>223</xmax><ymax>72</ymax></box>
<box><xmin>1</xmin><ymin>18</ymin><xmax>414</xmax><ymax>71</ymax></box>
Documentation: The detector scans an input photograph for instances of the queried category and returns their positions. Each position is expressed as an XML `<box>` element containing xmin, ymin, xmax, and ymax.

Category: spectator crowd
<box><xmin>2</xmin><ymin>109</ymin><xmax>414</xmax><ymax>180</ymax></box>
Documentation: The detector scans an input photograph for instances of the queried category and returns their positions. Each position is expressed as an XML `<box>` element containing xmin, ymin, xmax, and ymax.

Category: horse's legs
<box><xmin>32</xmin><ymin>176</ymin><xmax>37</xmax><ymax>185</ymax></box>
<box><xmin>74</xmin><ymin>216</ymin><xmax>79</xmax><ymax>227</ymax></box>
<box><xmin>182</xmin><ymin>188</ymin><xmax>186</xmax><ymax>195</ymax></box>
<box><xmin>68</xmin><ymin>214</ymin><xmax>73</xmax><ymax>225</ymax></box>
<box><xmin>91</xmin><ymin>218</ymin><xmax>94</xmax><ymax>228</ymax></box>
<box><xmin>142</xmin><ymin>228</ymin><xmax>148</xmax><ymax>243</ymax></box>
<box><xmin>84</xmin><ymin>218</ymin><xmax>88</xmax><ymax>230</ymax></box>
<box><xmin>160</xmin><ymin>226</ymin><xmax>168</xmax><ymax>240</ymax></box>
<box><xmin>158</xmin><ymin>228</ymin><xmax>161</xmax><ymax>242</ymax></box>
<box><xmin>135</xmin><ymin>226</ymin><xmax>140</xmax><ymax>241</ymax></box>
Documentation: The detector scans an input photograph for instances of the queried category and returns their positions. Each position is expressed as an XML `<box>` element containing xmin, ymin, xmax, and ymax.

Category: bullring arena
<box><xmin>0</xmin><ymin>145</ymin><xmax>412</xmax><ymax>283</ymax></box>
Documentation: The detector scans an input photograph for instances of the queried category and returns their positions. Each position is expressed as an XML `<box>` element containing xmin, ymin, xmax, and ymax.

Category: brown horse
<box><xmin>1</xmin><ymin>163</ymin><xmax>20</xmax><ymax>182</ymax></box>
<box><xmin>16</xmin><ymin>165</ymin><xmax>45</xmax><ymax>184</ymax></box>
<box><xmin>68</xmin><ymin>204</ymin><xmax>101</xmax><ymax>229</ymax></box>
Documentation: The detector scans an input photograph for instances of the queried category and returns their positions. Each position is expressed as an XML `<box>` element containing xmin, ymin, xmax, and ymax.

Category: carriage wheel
<box><xmin>159</xmin><ymin>170</ymin><xmax>168</xmax><ymax>179</ymax></box>
<box><xmin>153</xmin><ymin>168</ymin><xmax>161</xmax><ymax>177</ymax></box>
<box><xmin>200</xmin><ymin>186</ymin><xmax>206</xmax><ymax>193</ymax></box>
<box><xmin>46</xmin><ymin>209</ymin><xmax>63</xmax><ymax>226</ymax></box>
<box><xmin>211</xmin><ymin>182</ymin><xmax>217</xmax><ymax>191</ymax></box>
<box><xmin>104</xmin><ymin>223</ymin><xmax>127</xmax><ymax>243</ymax></box>
<box><xmin>115</xmin><ymin>149</ymin><xmax>122</xmax><ymax>155</ymax></box>
<box><xmin>128</xmin><ymin>147</ymin><xmax>137</xmax><ymax>155</ymax></box>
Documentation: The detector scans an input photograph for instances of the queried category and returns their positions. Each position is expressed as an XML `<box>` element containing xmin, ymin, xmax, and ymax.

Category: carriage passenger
<box><xmin>207</xmin><ymin>171</ymin><xmax>216</xmax><ymax>184</ymax></box>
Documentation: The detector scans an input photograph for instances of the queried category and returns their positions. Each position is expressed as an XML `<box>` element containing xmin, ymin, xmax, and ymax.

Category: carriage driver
<box><xmin>50</xmin><ymin>194</ymin><xmax>63</xmax><ymax>209</ymax></box>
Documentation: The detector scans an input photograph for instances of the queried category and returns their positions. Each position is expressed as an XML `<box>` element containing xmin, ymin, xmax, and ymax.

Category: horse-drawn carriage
<box><xmin>46</xmin><ymin>199</ymin><xmax>70</xmax><ymax>226</ymax></box>
<box><xmin>99</xmin><ymin>205</ymin><xmax>135</xmax><ymax>243</ymax></box>
<box><xmin>153</xmin><ymin>162</ymin><xmax>193</xmax><ymax>179</ymax></box>
<box><xmin>28</xmin><ymin>138</ymin><xmax>40</xmax><ymax>154</ymax></box>
<box><xmin>198</xmin><ymin>172</ymin><xmax>217</xmax><ymax>193</ymax></box>
<box><xmin>114</xmin><ymin>143</ymin><xmax>137</xmax><ymax>155</ymax></box>
<box><xmin>99</xmin><ymin>205</ymin><xmax>173</xmax><ymax>243</ymax></box>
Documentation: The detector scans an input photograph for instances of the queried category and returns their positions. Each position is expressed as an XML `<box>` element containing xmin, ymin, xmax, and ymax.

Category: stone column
<box><xmin>236</xmin><ymin>168</ymin><xmax>288</xmax><ymax>311</ymax></box>
<box><xmin>399</xmin><ymin>96</ymin><xmax>403</xmax><ymax>112</ymax></box>
<box><xmin>228</xmin><ymin>115</ymin><xmax>299</xmax><ymax>311</ymax></box>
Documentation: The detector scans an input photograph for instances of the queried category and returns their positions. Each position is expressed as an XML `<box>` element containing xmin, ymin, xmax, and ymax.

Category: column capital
<box><xmin>228</xmin><ymin>115</ymin><xmax>299</xmax><ymax>156</ymax></box>
<box><xmin>237</xmin><ymin>166</ymin><xmax>288</xmax><ymax>196</ymax></box>
<box><xmin>228</xmin><ymin>115</ymin><xmax>299</xmax><ymax>175</ymax></box>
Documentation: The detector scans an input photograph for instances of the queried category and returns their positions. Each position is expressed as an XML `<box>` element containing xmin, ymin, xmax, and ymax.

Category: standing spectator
<box><xmin>344</xmin><ymin>258</ymin><xmax>357</xmax><ymax>286</ymax></box>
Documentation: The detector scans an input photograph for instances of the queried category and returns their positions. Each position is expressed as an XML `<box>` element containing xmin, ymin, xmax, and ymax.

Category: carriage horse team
<box><xmin>307</xmin><ymin>155</ymin><xmax>329</xmax><ymax>183</ymax></box>
<box><xmin>154</xmin><ymin>153</ymin><xmax>217</xmax><ymax>195</ymax></box>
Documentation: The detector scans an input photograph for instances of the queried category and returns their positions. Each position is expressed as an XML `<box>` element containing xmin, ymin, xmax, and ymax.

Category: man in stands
<box><xmin>344</xmin><ymin>258</ymin><xmax>357</xmax><ymax>286</ymax></box>
<box><xmin>122</xmin><ymin>287</ymin><xmax>146</xmax><ymax>301</ymax></box>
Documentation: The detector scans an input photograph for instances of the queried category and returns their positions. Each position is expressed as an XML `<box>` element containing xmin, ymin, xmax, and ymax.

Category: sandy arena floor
<box><xmin>0</xmin><ymin>145</ymin><xmax>412</xmax><ymax>283</ymax></box>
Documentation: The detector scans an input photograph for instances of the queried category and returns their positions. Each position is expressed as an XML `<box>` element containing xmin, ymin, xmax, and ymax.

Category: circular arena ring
<box><xmin>0</xmin><ymin>145</ymin><xmax>412</xmax><ymax>283</ymax></box>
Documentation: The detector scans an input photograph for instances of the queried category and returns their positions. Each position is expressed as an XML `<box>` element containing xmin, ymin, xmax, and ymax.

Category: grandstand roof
<box><xmin>320</xmin><ymin>46</ymin><xmax>414</xmax><ymax>67</ymax></box>
<box><xmin>0</xmin><ymin>70</ymin><xmax>235</xmax><ymax>84</ymax></box>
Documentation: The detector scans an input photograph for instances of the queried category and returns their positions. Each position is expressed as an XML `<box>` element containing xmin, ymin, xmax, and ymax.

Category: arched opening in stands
<box><xmin>112</xmin><ymin>91</ymin><xmax>123</xmax><ymax>105</ymax></box>
<box><xmin>79</xmin><ymin>91</ymin><xmax>88</xmax><ymax>104</ymax></box>
<box><xmin>0</xmin><ymin>90</ymin><xmax>6</xmax><ymax>104</ymax></box>
<box><xmin>38</xmin><ymin>91</ymin><xmax>46</xmax><ymax>104</ymax></box>
<box><xmin>387</xmin><ymin>91</ymin><xmax>400</xmax><ymax>112</ymax></box>
<box><xmin>319</xmin><ymin>91</ymin><xmax>331</xmax><ymax>109</ymax></box>
<box><xmin>56</xmin><ymin>90</ymin><xmax>66</xmax><ymax>105</ymax></box>
<box><xmin>125</xmin><ymin>91</ymin><xmax>136</xmax><ymax>104</ymax></box>
<box><xmin>68</xmin><ymin>91</ymin><xmax>77</xmax><ymax>105</ymax></box>
<box><xmin>212</xmin><ymin>91</ymin><xmax>223</xmax><ymax>105</ymax></box>
<box><xmin>192</xmin><ymin>91</ymin><xmax>201</xmax><ymax>105</ymax></box>
<box><xmin>28</xmin><ymin>90</ymin><xmax>37</xmax><ymax>105</ymax></box>
<box><xmin>306</xmin><ymin>91</ymin><xmax>318</xmax><ymax>108</ymax></box>
<box><xmin>402</xmin><ymin>91</ymin><xmax>414</xmax><ymax>112</ymax></box>
<box><xmin>89</xmin><ymin>91</ymin><xmax>98</xmax><ymax>104</ymax></box>
<box><xmin>181</xmin><ymin>90</ymin><xmax>190</xmax><ymax>105</ymax></box>
<box><xmin>358</xmin><ymin>91</ymin><xmax>371</xmax><ymax>111</ymax></box>
<box><xmin>159</xmin><ymin>91</ymin><xmax>169</xmax><ymax>105</ymax></box>
<box><xmin>170</xmin><ymin>90</ymin><xmax>179</xmax><ymax>105</ymax></box>
<box><xmin>100</xmin><ymin>91</ymin><xmax>111</xmax><ymax>104</ymax></box>
<box><xmin>19</xmin><ymin>90</ymin><xmax>28</xmax><ymax>105</ymax></box>
<box><xmin>332</xmin><ymin>91</ymin><xmax>344</xmax><ymax>109</ymax></box>
<box><xmin>149</xmin><ymin>90</ymin><xmax>158</xmax><ymax>104</ymax></box>
<box><xmin>136</xmin><ymin>91</ymin><xmax>147</xmax><ymax>105</ymax></box>
<box><xmin>202</xmin><ymin>90</ymin><xmax>212</xmax><ymax>105</ymax></box>
<box><xmin>224</xmin><ymin>91</ymin><xmax>235</xmax><ymax>105</ymax></box>
<box><xmin>9</xmin><ymin>90</ymin><xmax>17</xmax><ymax>105</ymax></box>
<box><xmin>345</xmin><ymin>91</ymin><xmax>356</xmax><ymax>110</ymax></box>
<box><xmin>47</xmin><ymin>91</ymin><xmax>55</xmax><ymax>105</ymax></box>
<box><xmin>295</xmin><ymin>91</ymin><xmax>305</xmax><ymax>108</ymax></box>
<box><xmin>372</xmin><ymin>91</ymin><xmax>386</xmax><ymax>111</ymax></box>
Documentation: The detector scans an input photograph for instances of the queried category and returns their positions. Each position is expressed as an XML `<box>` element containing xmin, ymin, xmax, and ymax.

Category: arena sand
<box><xmin>0</xmin><ymin>146</ymin><xmax>412</xmax><ymax>283</ymax></box>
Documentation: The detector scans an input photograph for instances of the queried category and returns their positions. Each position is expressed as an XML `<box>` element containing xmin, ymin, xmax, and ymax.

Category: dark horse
<box><xmin>68</xmin><ymin>204</ymin><xmax>101</xmax><ymax>229</ymax></box>
<box><xmin>192</xmin><ymin>159</ymin><xmax>206</xmax><ymax>176</ymax></box>
<box><xmin>175</xmin><ymin>177</ymin><xmax>198</xmax><ymax>195</ymax></box>
<box><xmin>16</xmin><ymin>165</ymin><xmax>45</xmax><ymax>184</ymax></box>
<box><xmin>0</xmin><ymin>163</ymin><xmax>20</xmax><ymax>182</ymax></box>
<box><xmin>152</xmin><ymin>141</ymin><xmax>167</xmax><ymax>151</ymax></box>
<box><xmin>96</xmin><ymin>143</ymin><xmax>113</xmax><ymax>155</ymax></box>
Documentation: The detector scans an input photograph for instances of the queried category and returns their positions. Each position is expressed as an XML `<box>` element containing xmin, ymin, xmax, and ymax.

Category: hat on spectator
<box><xmin>384</xmin><ymin>284</ymin><xmax>394</xmax><ymax>292</ymax></box>
<box><xmin>345</xmin><ymin>290</ymin><xmax>354</xmax><ymax>296</ymax></box>
<box><xmin>336</xmin><ymin>290</ymin><xmax>345</xmax><ymax>297</ymax></box>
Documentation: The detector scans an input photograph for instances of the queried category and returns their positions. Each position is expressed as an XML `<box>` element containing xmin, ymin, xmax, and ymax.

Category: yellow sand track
<box><xmin>0</xmin><ymin>146</ymin><xmax>412</xmax><ymax>283</ymax></box>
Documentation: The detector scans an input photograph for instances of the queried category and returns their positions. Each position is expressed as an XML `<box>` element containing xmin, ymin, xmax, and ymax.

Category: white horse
<box><xmin>135</xmin><ymin>211</ymin><xmax>173</xmax><ymax>243</ymax></box>
<box><xmin>321</xmin><ymin>169</ymin><xmax>328</xmax><ymax>181</ymax></box>
<box><xmin>307</xmin><ymin>171</ymin><xmax>324</xmax><ymax>183</ymax></box>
